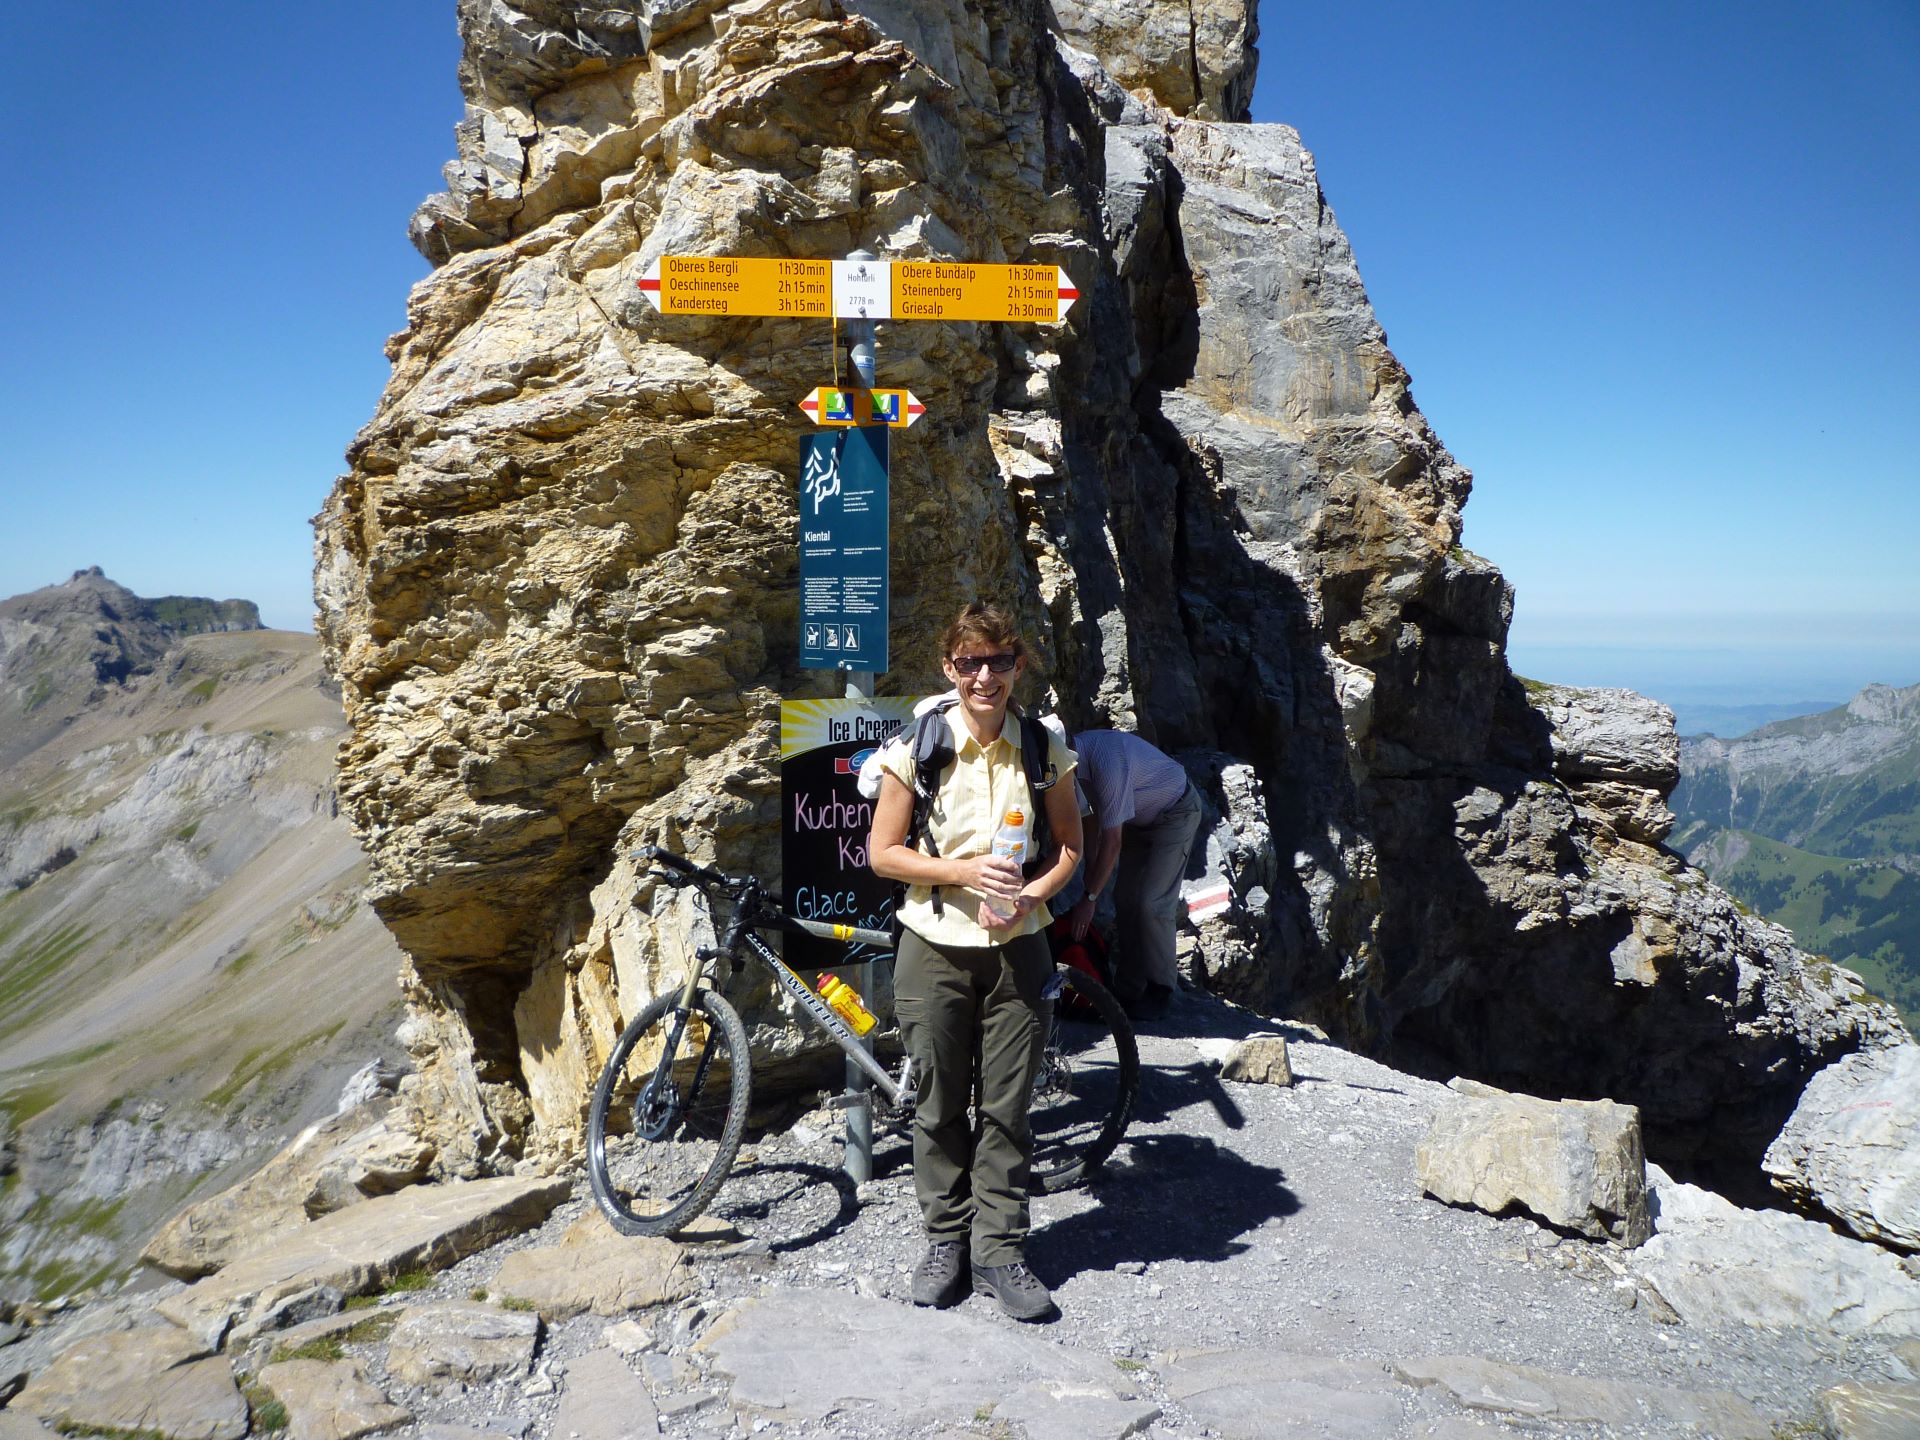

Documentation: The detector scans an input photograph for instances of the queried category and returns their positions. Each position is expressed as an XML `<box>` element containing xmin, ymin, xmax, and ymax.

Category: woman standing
<box><xmin>868</xmin><ymin>602</ymin><xmax>1082</xmax><ymax>1320</ymax></box>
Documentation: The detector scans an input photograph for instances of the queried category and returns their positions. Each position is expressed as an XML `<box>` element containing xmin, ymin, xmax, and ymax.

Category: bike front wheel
<box><xmin>1030</xmin><ymin>966</ymin><xmax>1138</xmax><ymax>1192</ymax></box>
<box><xmin>588</xmin><ymin>986</ymin><xmax>752</xmax><ymax>1236</ymax></box>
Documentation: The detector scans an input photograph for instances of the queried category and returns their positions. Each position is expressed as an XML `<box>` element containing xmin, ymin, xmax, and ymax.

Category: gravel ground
<box><xmin>232</xmin><ymin>985</ymin><xmax>1908</xmax><ymax>1439</ymax></box>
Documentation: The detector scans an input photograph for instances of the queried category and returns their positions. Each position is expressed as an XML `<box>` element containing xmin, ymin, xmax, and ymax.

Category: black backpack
<box><xmin>903</xmin><ymin>698</ymin><xmax>1061</xmax><ymax>917</ymax></box>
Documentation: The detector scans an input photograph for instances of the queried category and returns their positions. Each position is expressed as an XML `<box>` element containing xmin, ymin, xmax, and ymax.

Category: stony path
<box><xmin>5</xmin><ymin>989</ymin><xmax>1916</xmax><ymax>1439</ymax></box>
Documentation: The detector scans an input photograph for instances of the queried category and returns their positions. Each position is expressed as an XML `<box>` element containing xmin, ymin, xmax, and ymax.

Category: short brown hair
<box><xmin>940</xmin><ymin>601</ymin><xmax>1025</xmax><ymax>661</ymax></box>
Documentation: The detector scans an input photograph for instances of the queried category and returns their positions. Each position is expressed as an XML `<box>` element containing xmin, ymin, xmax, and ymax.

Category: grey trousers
<box><xmin>893</xmin><ymin>926</ymin><xmax>1053</xmax><ymax>1265</ymax></box>
<box><xmin>1113</xmin><ymin>782</ymin><xmax>1204</xmax><ymax>999</ymax></box>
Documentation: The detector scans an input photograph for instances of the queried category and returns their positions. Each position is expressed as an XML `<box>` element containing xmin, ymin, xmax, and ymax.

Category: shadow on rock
<box><xmin>1037</xmin><ymin>1132</ymin><xmax>1298</xmax><ymax>1284</ymax></box>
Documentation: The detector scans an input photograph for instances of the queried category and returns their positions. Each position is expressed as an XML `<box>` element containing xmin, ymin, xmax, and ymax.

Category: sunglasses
<box><xmin>950</xmin><ymin>652</ymin><xmax>1018</xmax><ymax>675</ymax></box>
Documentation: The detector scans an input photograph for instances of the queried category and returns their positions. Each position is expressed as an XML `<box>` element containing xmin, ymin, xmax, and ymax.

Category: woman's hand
<box><xmin>952</xmin><ymin>853</ymin><xmax>1023</xmax><ymax>901</ymax></box>
<box><xmin>977</xmin><ymin>893</ymin><xmax>1038</xmax><ymax>931</ymax></box>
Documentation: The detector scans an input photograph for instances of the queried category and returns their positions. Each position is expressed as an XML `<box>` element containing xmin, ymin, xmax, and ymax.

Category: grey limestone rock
<box><xmin>1161</xmin><ymin>1349</ymin><xmax>1406</xmax><ymax>1440</ymax></box>
<box><xmin>10</xmin><ymin>1326</ymin><xmax>247</xmax><ymax>1440</ymax></box>
<box><xmin>695</xmin><ymin>1286</ymin><xmax>1132</xmax><ymax>1428</ymax></box>
<box><xmin>1219</xmin><ymin>1034</ymin><xmax>1293</xmax><ymax>1086</ymax></box>
<box><xmin>1416</xmin><ymin>1079</ymin><xmax>1651</xmax><ymax>1247</ymax></box>
<box><xmin>547</xmin><ymin>1347</ymin><xmax>659</xmax><ymax>1440</ymax></box>
<box><xmin>1765</xmin><ymin>1041</ymin><xmax>1920</xmax><ymax>1252</ymax></box>
<box><xmin>256</xmin><ymin>1358</ymin><xmax>411</xmax><ymax>1440</ymax></box>
<box><xmin>1527</xmin><ymin>683</ymin><xmax>1680</xmax><ymax>789</ymax></box>
<box><xmin>386</xmin><ymin>1302</ymin><xmax>542</xmax><ymax>1386</ymax></box>
<box><xmin>1634</xmin><ymin>1163</ymin><xmax>1920</xmax><ymax>1336</ymax></box>
<box><xmin>1392</xmin><ymin>1354</ymin><xmax>1769</xmax><ymax>1437</ymax></box>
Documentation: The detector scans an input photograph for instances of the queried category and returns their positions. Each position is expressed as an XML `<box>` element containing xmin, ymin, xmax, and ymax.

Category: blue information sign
<box><xmin>798</xmin><ymin>427</ymin><xmax>890</xmax><ymax>672</ymax></box>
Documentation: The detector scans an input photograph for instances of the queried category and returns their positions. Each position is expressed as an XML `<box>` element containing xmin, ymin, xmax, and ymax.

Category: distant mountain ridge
<box><xmin>0</xmin><ymin>567</ymin><xmax>263</xmax><ymax>766</ymax></box>
<box><xmin>1675</xmin><ymin>683</ymin><xmax>1920</xmax><ymax>857</ymax></box>
<box><xmin>1673</xmin><ymin>681</ymin><xmax>1920</xmax><ymax>1018</ymax></box>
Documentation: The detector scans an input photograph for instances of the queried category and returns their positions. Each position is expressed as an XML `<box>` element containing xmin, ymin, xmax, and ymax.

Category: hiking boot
<box><xmin>910</xmin><ymin>1241</ymin><xmax>967</xmax><ymax>1307</ymax></box>
<box><xmin>971</xmin><ymin>1259</ymin><xmax>1056</xmax><ymax>1321</ymax></box>
<box><xmin>1122</xmin><ymin>983</ymin><xmax>1172</xmax><ymax>1023</ymax></box>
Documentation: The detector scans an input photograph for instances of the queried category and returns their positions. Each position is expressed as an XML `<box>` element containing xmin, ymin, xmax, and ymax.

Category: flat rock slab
<box><xmin>1636</xmin><ymin>1169</ymin><xmax>1920</xmax><ymax>1336</ymax></box>
<box><xmin>387</xmin><ymin>1302</ymin><xmax>541</xmax><ymax>1385</ymax></box>
<box><xmin>1819</xmin><ymin>1380</ymin><xmax>1920</xmax><ymax>1440</ymax></box>
<box><xmin>0</xmin><ymin>1415</ymin><xmax>58</xmax><ymax>1439</ymax></box>
<box><xmin>996</xmin><ymin>1380</ymin><xmax>1161</xmax><ymax>1440</ymax></box>
<box><xmin>258</xmin><ymin>1358</ymin><xmax>412</xmax><ymax>1440</ymax></box>
<box><xmin>1161</xmin><ymin>1348</ymin><xmax>1406</xmax><ymax>1440</ymax></box>
<box><xmin>490</xmin><ymin>1210</ymin><xmax>694</xmax><ymax>1318</ymax></box>
<box><xmin>11</xmin><ymin>1325</ymin><xmax>247</xmax><ymax>1440</ymax></box>
<box><xmin>158</xmin><ymin>1176</ymin><xmax>570</xmax><ymax>1346</ymax></box>
<box><xmin>550</xmin><ymin>1346</ymin><xmax>661</xmax><ymax>1439</ymax></box>
<box><xmin>1393</xmin><ymin>1354</ymin><xmax>1769</xmax><ymax>1438</ymax></box>
<box><xmin>697</xmin><ymin>1287</ymin><xmax>1139</xmax><ymax>1434</ymax></box>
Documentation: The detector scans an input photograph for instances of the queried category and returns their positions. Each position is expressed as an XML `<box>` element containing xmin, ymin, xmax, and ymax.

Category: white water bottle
<box><xmin>985</xmin><ymin>807</ymin><xmax>1027</xmax><ymax>924</ymax></box>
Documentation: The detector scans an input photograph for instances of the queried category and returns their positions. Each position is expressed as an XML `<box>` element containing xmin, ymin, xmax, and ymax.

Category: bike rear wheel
<box><xmin>588</xmin><ymin>986</ymin><xmax>751</xmax><ymax>1236</ymax></box>
<box><xmin>1030</xmin><ymin>966</ymin><xmax>1138</xmax><ymax>1192</ymax></box>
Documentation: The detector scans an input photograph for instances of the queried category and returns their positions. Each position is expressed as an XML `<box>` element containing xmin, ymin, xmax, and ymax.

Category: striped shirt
<box><xmin>1072</xmin><ymin>729</ymin><xmax>1189</xmax><ymax>830</ymax></box>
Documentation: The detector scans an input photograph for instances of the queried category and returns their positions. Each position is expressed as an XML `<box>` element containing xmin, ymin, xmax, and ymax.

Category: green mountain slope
<box><xmin>1674</xmin><ymin>682</ymin><xmax>1920</xmax><ymax>1024</ymax></box>
<box><xmin>0</xmin><ymin>574</ymin><xmax>404</xmax><ymax>1305</ymax></box>
<box><xmin>1676</xmin><ymin>826</ymin><xmax>1920</xmax><ymax>1019</ymax></box>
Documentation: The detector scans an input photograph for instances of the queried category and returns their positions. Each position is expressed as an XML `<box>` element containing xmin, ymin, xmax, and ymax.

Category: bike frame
<box><xmin>656</xmin><ymin>855</ymin><xmax>911</xmax><ymax>1110</ymax></box>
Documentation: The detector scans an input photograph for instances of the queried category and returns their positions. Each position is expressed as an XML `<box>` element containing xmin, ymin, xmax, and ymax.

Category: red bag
<box><xmin>1046</xmin><ymin>915</ymin><xmax>1113</xmax><ymax>1019</ymax></box>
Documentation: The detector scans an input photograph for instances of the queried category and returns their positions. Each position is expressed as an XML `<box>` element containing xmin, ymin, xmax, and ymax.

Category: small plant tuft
<box><xmin>242</xmin><ymin>1378</ymin><xmax>289</xmax><ymax>1432</ymax></box>
<box><xmin>270</xmin><ymin>1335</ymin><xmax>344</xmax><ymax>1363</ymax></box>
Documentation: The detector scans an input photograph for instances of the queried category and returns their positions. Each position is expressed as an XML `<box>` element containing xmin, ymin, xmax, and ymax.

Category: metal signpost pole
<box><xmin>841</xmin><ymin>249</ymin><xmax>879</xmax><ymax>1188</ymax></box>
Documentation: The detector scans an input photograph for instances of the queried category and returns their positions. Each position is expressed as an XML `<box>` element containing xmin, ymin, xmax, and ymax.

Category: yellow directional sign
<box><xmin>637</xmin><ymin>256</ymin><xmax>831</xmax><ymax>317</ymax></box>
<box><xmin>797</xmin><ymin>387</ymin><xmax>926</xmax><ymax>428</ymax></box>
<box><xmin>638</xmin><ymin>257</ymin><xmax>1078</xmax><ymax>323</ymax></box>
<box><xmin>891</xmin><ymin>262</ymin><xmax>1078</xmax><ymax>323</ymax></box>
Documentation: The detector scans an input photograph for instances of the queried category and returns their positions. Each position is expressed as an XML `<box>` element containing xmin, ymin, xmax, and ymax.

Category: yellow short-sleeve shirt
<box><xmin>881</xmin><ymin>710</ymin><xmax>1077</xmax><ymax>947</ymax></box>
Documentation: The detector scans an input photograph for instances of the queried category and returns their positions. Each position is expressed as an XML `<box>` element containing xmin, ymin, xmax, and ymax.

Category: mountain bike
<box><xmin>587</xmin><ymin>846</ymin><xmax>1138</xmax><ymax>1237</ymax></box>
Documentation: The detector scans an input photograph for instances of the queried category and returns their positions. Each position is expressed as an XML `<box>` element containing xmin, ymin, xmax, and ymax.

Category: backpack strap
<box><xmin>1015</xmin><ymin>707</ymin><xmax>1059</xmax><ymax>879</ymax></box>
<box><xmin>906</xmin><ymin>699</ymin><xmax>959</xmax><ymax>916</ymax></box>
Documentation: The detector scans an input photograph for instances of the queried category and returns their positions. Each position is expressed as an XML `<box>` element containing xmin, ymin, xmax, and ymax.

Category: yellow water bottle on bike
<box><xmin>817</xmin><ymin>973</ymin><xmax>877</xmax><ymax>1036</ymax></box>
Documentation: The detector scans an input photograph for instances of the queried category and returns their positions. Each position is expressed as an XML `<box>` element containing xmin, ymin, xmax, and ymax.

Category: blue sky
<box><xmin>1255</xmin><ymin>2</ymin><xmax>1920</xmax><ymax>703</ymax></box>
<box><xmin>3</xmin><ymin>2</ymin><xmax>1915</xmax><ymax>708</ymax></box>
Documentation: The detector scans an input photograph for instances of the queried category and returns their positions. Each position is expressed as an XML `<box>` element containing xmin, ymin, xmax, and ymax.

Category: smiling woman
<box><xmin>867</xmin><ymin>600</ymin><xmax>1084</xmax><ymax>1321</ymax></box>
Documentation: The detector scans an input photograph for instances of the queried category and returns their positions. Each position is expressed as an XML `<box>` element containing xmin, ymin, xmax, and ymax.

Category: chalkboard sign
<box><xmin>779</xmin><ymin>696</ymin><xmax>919</xmax><ymax>971</ymax></box>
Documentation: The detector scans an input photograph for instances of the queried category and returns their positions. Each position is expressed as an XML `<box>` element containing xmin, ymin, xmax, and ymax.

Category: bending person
<box><xmin>1064</xmin><ymin>728</ymin><xmax>1202</xmax><ymax>1021</ymax></box>
<box><xmin>868</xmin><ymin>602</ymin><xmax>1081</xmax><ymax>1321</ymax></box>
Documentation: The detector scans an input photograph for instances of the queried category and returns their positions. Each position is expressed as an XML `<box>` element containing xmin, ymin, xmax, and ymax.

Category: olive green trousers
<box><xmin>893</xmin><ymin>925</ymin><xmax>1052</xmax><ymax>1265</ymax></box>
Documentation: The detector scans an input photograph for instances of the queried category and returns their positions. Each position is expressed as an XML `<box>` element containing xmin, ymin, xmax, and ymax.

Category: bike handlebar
<box><xmin>639</xmin><ymin>845</ymin><xmax>731</xmax><ymax>889</ymax></box>
<box><xmin>636</xmin><ymin>845</ymin><xmax>896</xmax><ymax>952</ymax></box>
